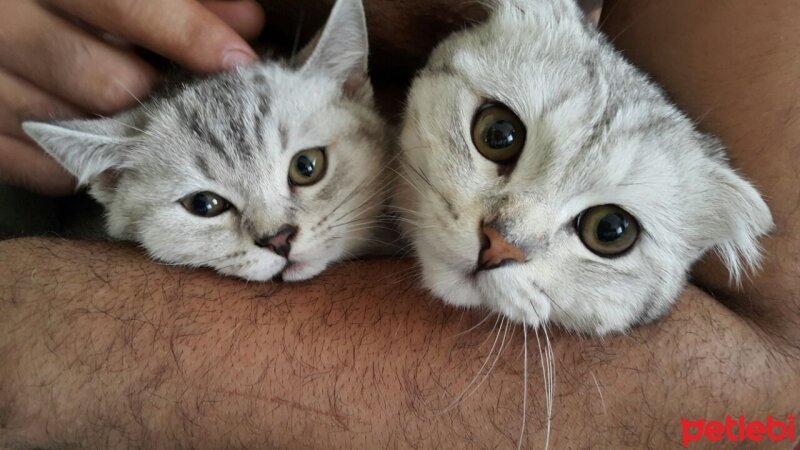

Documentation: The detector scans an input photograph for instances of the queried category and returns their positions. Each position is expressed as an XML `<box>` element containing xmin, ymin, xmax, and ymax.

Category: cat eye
<box><xmin>289</xmin><ymin>148</ymin><xmax>327</xmax><ymax>186</ymax></box>
<box><xmin>576</xmin><ymin>205</ymin><xmax>640</xmax><ymax>257</ymax></box>
<box><xmin>471</xmin><ymin>103</ymin><xmax>527</xmax><ymax>164</ymax></box>
<box><xmin>180</xmin><ymin>192</ymin><xmax>232</xmax><ymax>218</ymax></box>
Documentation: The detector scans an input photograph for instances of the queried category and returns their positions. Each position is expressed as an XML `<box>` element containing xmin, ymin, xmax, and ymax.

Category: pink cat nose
<box><xmin>256</xmin><ymin>224</ymin><xmax>298</xmax><ymax>258</ymax></box>
<box><xmin>477</xmin><ymin>225</ymin><xmax>525</xmax><ymax>272</ymax></box>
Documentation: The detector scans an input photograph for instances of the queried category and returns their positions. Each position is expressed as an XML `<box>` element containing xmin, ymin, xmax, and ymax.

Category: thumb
<box><xmin>47</xmin><ymin>0</ymin><xmax>263</xmax><ymax>72</ymax></box>
<box><xmin>202</xmin><ymin>1</ymin><xmax>266</xmax><ymax>42</ymax></box>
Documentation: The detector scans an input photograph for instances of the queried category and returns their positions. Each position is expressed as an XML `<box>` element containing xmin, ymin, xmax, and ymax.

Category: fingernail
<box><xmin>223</xmin><ymin>48</ymin><xmax>257</xmax><ymax>70</ymax></box>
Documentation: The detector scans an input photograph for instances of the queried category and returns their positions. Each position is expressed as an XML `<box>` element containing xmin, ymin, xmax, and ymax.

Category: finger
<box><xmin>202</xmin><ymin>1</ymin><xmax>266</xmax><ymax>41</ymax></box>
<box><xmin>0</xmin><ymin>69</ymin><xmax>83</xmax><ymax>140</ymax></box>
<box><xmin>48</xmin><ymin>0</ymin><xmax>259</xmax><ymax>72</ymax></box>
<box><xmin>0</xmin><ymin>69</ymin><xmax>82</xmax><ymax>195</ymax></box>
<box><xmin>0</xmin><ymin>136</ymin><xmax>76</xmax><ymax>196</ymax></box>
<box><xmin>0</xmin><ymin>1</ymin><xmax>157</xmax><ymax>114</ymax></box>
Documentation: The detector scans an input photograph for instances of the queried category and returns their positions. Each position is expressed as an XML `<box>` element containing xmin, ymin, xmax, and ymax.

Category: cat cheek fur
<box><xmin>398</xmin><ymin>0</ymin><xmax>773</xmax><ymax>335</ymax></box>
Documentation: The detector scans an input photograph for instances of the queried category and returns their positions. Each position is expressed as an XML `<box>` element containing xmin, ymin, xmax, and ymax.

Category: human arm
<box><xmin>0</xmin><ymin>239</ymin><xmax>795</xmax><ymax>449</ymax></box>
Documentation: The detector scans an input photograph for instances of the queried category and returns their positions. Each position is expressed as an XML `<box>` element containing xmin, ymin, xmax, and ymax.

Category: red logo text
<box><xmin>681</xmin><ymin>415</ymin><xmax>795</xmax><ymax>447</ymax></box>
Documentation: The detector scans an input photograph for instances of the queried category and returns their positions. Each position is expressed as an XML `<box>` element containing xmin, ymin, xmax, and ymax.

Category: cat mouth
<box><xmin>271</xmin><ymin>260</ymin><xmax>298</xmax><ymax>282</ymax></box>
<box><xmin>468</xmin><ymin>259</ymin><xmax>517</xmax><ymax>277</ymax></box>
<box><xmin>467</xmin><ymin>264</ymin><xmax>553</xmax><ymax>305</ymax></box>
<box><xmin>468</xmin><ymin>258</ymin><xmax>526</xmax><ymax>278</ymax></box>
<box><xmin>272</xmin><ymin>260</ymin><xmax>310</xmax><ymax>283</ymax></box>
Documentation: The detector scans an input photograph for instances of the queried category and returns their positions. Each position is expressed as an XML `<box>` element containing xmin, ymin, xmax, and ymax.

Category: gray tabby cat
<box><xmin>397</xmin><ymin>0</ymin><xmax>774</xmax><ymax>335</ymax></box>
<box><xmin>24</xmin><ymin>0</ymin><xmax>391</xmax><ymax>282</ymax></box>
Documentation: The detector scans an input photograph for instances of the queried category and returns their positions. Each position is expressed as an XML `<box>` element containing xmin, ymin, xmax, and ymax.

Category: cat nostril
<box><xmin>477</xmin><ymin>225</ymin><xmax>525</xmax><ymax>272</ymax></box>
<box><xmin>255</xmin><ymin>224</ymin><xmax>299</xmax><ymax>258</ymax></box>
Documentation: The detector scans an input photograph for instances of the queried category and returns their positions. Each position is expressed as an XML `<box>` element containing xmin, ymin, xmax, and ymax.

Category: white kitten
<box><xmin>397</xmin><ymin>0</ymin><xmax>773</xmax><ymax>335</ymax></box>
<box><xmin>24</xmin><ymin>0</ymin><xmax>392</xmax><ymax>282</ymax></box>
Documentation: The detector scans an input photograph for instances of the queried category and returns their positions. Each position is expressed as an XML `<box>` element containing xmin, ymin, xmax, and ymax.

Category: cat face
<box><xmin>398</xmin><ymin>0</ymin><xmax>773</xmax><ymax>334</ymax></box>
<box><xmin>25</xmin><ymin>0</ymin><xmax>390</xmax><ymax>282</ymax></box>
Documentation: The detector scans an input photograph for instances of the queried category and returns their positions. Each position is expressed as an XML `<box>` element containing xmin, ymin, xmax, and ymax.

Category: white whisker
<box><xmin>440</xmin><ymin>316</ymin><xmax>506</xmax><ymax>415</ymax></box>
<box><xmin>590</xmin><ymin>371</ymin><xmax>606</xmax><ymax>416</ymax></box>
<box><xmin>518</xmin><ymin>325</ymin><xmax>529</xmax><ymax>450</ymax></box>
<box><xmin>451</xmin><ymin>312</ymin><xmax>495</xmax><ymax>338</ymax></box>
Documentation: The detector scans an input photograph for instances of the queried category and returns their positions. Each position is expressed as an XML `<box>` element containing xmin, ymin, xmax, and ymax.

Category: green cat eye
<box><xmin>289</xmin><ymin>148</ymin><xmax>327</xmax><ymax>186</ymax></box>
<box><xmin>576</xmin><ymin>205</ymin><xmax>640</xmax><ymax>257</ymax></box>
<box><xmin>180</xmin><ymin>191</ymin><xmax>232</xmax><ymax>218</ymax></box>
<box><xmin>471</xmin><ymin>103</ymin><xmax>527</xmax><ymax>164</ymax></box>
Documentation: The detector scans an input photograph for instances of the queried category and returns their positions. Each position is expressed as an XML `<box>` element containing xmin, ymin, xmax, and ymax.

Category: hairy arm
<box><xmin>0</xmin><ymin>239</ymin><xmax>795</xmax><ymax>449</ymax></box>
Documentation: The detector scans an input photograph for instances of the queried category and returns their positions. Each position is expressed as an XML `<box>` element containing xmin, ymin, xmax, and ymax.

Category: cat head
<box><xmin>397</xmin><ymin>0</ymin><xmax>773</xmax><ymax>334</ymax></box>
<box><xmin>25</xmin><ymin>0</ymin><xmax>390</xmax><ymax>282</ymax></box>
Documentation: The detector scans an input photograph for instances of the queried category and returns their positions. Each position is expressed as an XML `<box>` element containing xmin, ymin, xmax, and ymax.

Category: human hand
<box><xmin>0</xmin><ymin>0</ymin><xmax>265</xmax><ymax>195</ymax></box>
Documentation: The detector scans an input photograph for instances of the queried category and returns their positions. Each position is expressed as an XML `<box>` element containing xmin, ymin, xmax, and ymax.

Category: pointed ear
<box><xmin>22</xmin><ymin>115</ymin><xmax>133</xmax><ymax>187</ymax></box>
<box><xmin>297</xmin><ymin>0</ymin><xmax>370</xmax><ymax>97</ymax></box>
<box><xmin>703</xmin><ymin>165</ymin><xmax>774</xmax><ymax>284</ymax></box>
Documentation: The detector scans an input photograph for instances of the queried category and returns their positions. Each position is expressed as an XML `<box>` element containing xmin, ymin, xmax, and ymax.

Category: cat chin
<box><xmin>216</xmin><ymin>256</ymin><xmax>332</xmax><ymax>283</ymax></box>
<box><xmin>429</xmin><ymin>278</ymin><xmax>484</xmax><ymax>308</ymax></box>
<box><xmin>419</xmin><ymin>256</ymin><xmax>484</xmax><ymax>308</ymax></box>
<box><xmin>280</xmin><ymin>259</ymin><xmax>330</xmax><ymax>282</ymax></box>
<box><xmin>219</xmin><ymin>258</ymin><xmax>287</xmax><ymax>282</ymax></box>
<box><xmin>211</xmin><ymin>258</ymin><xmax>329</xmax><ymax>283</ymax></box>
<box><xmin>422</xmin><ymin>257</ymin><xmax>555</xmax><ymax>330</ymax></box>
<box><xmin>477</xmin><ymin>271</ymin><xmax>551</xmax><ymax>329</ymax></box>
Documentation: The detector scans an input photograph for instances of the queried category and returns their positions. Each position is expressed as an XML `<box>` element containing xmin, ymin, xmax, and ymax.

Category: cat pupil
<box><xmin>192</xmin><ymin>194</ymin><xmax>217</xmax><ymax>216</ymax></box>
<box><xmin>484</xmin><ymin>120</ymin><xmax>516</xmax><ymax>149</ymax></box>
<box><xmin>296</xmin><ymin>155</ymin><xmax>316</xmax><ymax>177</ymax></box>
<box><xmin>596</xmin><ymin>213</ymin><xmax>628</xmax><ymax>242</ymax></box>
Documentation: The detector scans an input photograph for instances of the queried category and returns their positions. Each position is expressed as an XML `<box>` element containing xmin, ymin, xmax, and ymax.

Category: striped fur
<box><xmin>397</xmin><ymin>0</ymin><xmax>773</xmax><ymax>334</ymax></box>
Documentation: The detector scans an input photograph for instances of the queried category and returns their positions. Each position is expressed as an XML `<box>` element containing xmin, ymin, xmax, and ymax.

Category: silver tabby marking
<box><xmin>25</xmin><ymin>0</ymin><xmax>391</xmax><ymax>282</ymax></box>
<box><xmin>397</xmin><ymin>0</ymin><xmax>773</xmax><ymax>335</ymax></box>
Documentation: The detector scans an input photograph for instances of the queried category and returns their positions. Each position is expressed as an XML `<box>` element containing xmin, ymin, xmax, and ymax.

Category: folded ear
<box><xmin>490</xmin><ymin>0</ymin><xmax>599</xmax><ymax>27</ymax></box>
<box><xmin>703</xmin><ymin>164</ymin><xmax>774</xmax><ymax>284</ymax></box>
<box><xmin>296</xmin><ymin>0</ymin><xmax>370</xmax><ymax>98</ymax></box>
<box><xmin>23</xmin><ymin>114</ymin><xmax>134</xmax><ymax>188</ymax></box>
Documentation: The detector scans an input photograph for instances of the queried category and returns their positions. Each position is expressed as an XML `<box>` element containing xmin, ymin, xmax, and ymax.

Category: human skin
<box><xmin>0</xmin><ymin>0</ymin><xmax>265</xmax><ymax>195</ymax></box>
<box><xmin>0</xmin><ymin>240</ymin><xmax>795</xmax><ymax>449</ymax></box>
<box><xmin>1</xmin><ymin>0</ymin><xmax>799</xmax><ymax>449</ymax></box>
